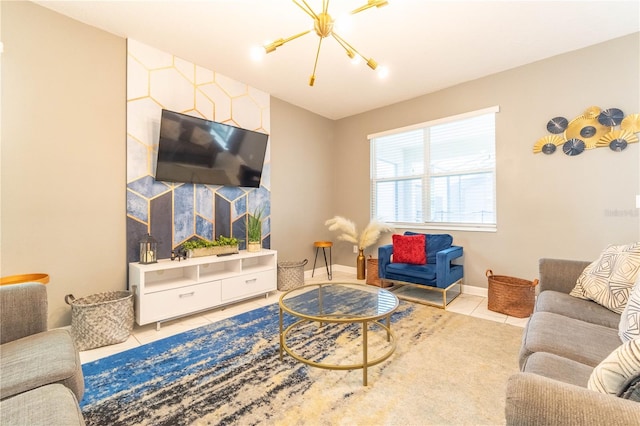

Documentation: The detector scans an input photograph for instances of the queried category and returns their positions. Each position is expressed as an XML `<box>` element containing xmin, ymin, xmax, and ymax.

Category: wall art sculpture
<box><xmin>534</xmin><ymin>107</ymin><xmax>640</xmax><ymax>156</ymax></box>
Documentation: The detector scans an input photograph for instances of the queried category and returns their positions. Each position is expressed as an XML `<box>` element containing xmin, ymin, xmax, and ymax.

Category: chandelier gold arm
<box><xmin>351</xmin><ymin>0</ymin><xmax>389</xmax><ymax>15</ymax></box>
<box><xmin>264</xmin><ymin>29</ymin><xmax>311</xmax><ymax>53</ymax></box>
<box><xmin>332</xmin><ymin>32</ymin><xmax>378</xmax><ymax>70</ymax></box>
<box><xmin>293</xmin><ymin>0</ymin><xmax>319</xmax><ymax>20</ymax></box>
<box><xmin>309</xmin><ymin>36</ymin><xmax>325</xmax><ymax>86</ymax></box>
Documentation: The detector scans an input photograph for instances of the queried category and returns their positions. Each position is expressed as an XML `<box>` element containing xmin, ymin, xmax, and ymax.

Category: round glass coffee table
<box><xmin>279</xmin><ymin>283</ymin><xmax>399</xmax><ymax>386</ymax></box>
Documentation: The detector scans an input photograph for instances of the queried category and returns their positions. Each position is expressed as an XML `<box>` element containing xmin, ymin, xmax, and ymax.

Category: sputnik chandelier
<box><xmin>263</xmin><ymin>0</ymin><xmax>389</xmax><ymax>86</ymax></box>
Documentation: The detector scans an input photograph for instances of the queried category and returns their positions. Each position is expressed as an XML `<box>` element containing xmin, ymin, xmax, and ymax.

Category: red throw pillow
<box><xmin>392</xmin><ymin>234</ymin><xmax>426</xmax><ymax>265</ymax></box>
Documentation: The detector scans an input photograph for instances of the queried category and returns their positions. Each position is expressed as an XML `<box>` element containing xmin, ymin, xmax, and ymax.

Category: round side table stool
<box><xmin>312</xmin><ymin>241</ymin><xmax>333</xmax><ymax>280</ymax></box>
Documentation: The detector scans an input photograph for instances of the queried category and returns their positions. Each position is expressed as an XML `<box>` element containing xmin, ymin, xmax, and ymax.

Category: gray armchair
<box><xmin>0</xmin><ymin>282</ymin><xmax>85</xmax><ymax>425</ymax></box>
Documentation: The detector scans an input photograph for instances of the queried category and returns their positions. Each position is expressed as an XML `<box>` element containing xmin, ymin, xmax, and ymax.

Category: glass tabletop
<box><xmin>279</xmin><ymin>283</ymin><xmax>399</xmax><ymax>322</ymax></box>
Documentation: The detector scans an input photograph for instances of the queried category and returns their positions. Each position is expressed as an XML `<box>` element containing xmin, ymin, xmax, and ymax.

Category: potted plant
<box><xmin>181</xmin><ymin>236</ymin><xmax>239</xmax><ymax>258</ymax></box>
<box><xmin>246</xmin><ymin>208</ymin><xmax>263</xmax><ymax>253</ymax></box>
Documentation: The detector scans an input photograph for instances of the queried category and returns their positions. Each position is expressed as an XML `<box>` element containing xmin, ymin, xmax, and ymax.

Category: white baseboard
<box><xmin>305</xmin><ymin>264</ymin><xmax>488</xmax><ymax>297</ymax></box>
<box><xmin>461</xmin><ymin>284</ymin><xmax>488</xmax><ymax>298</ymax></box>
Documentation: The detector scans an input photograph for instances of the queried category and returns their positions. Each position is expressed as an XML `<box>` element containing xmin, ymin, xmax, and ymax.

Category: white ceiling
<box><xmin>34</xmin><ymin>0</ymin><xmax>640</xmax><ymax>120</ymax></box>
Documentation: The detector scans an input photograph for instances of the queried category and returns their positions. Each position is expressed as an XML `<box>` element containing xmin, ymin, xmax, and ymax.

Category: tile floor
<box><xmin>79</xmin><ymin>271</ymin><xmax>529</xmax><ymax>364</ymax></box>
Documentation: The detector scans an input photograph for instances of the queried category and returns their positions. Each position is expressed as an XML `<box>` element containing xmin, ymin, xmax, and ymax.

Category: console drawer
<box><xmin>137</xmin><ymin>280</ymin><xmax>221</xmax><ymax>324</ymax></box>
<box><xmin>221</xmin><ymin>270</ymin><xmax>275</xmax><ymax>301</ymax></box>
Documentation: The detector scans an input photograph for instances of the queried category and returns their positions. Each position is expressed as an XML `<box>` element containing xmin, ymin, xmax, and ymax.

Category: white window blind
<box><xmin>370</xmin><ymin>107</ymin><xmax>498</xmax><ymax>230</ymax></box>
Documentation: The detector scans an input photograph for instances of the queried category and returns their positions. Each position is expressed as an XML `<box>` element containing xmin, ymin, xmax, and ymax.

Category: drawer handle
<box><xmin>245</xmin><ymin>278</ymin><xmax>257</xmax><ymax>284</ymax></box>
<box><xmin>179</xmin><ymin>291</ymin><xmax>195</xmax><ymax>298</ymax></box>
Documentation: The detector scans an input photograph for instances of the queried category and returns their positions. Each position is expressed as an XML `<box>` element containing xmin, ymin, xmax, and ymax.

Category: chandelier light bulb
<box><xmin>250</xmin><ymin>45</ymin><xmax>265</xmax><ymax>62</ymax></box>
<box><xmin>376</xmin><ymin>65</ymin><xmax>389</xmax><ymax>79</ymax></box>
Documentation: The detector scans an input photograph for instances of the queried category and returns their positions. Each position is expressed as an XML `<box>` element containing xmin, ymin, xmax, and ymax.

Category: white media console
<box><xmin>129</xmin><ymin>249</ymin><xmax>277</xmax><ymax>330</ymax></box>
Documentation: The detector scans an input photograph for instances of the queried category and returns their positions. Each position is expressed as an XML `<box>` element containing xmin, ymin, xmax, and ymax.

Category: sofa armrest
<box><xmin>506</xmin><ymin>373</ymin><xmax>640</xmax><ymax>425</ymax></box>
<box><xmin>378</xmin><ymin>244</ymin><xmax>393</xmax><ymax>279</ymax></box>
<box><xmin>538</xmin><ymin>258</ymin><xmax>591</xmax><ymax>294</ymax></box>
<box><xmin>436</xmin><ymin>245</ymin><xmax>463</xmax><ymax>288</ymax></box>
<box><xmin>0</xmin><ymin>283</ymin><xmax>48</xmax><ymax>344</ymax></box>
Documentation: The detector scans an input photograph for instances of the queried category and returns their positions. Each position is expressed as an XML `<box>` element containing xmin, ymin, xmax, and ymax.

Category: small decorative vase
<box><xmin>357</xmin><ymin>249</ymin><xmax>366</xmax><ymax>280</ymax></box>
<box><xmin>247</xmin><ymin>241</ymin><xmax>261</xmax><ymax>253</ymax></box>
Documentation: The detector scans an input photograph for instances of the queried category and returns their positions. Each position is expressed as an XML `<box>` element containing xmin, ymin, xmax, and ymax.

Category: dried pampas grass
<box><xmin>325</xmin><ymin>216</ymin><xmax>393</xmax><ymax>250</ymax></box>
<box><xmin>324</xmin><ymin>216</ymin><xmax>358</xmax><ymax>245</ymax></box>
<box><xmin>359</xmin><ymin>220</ymin><xmax>394</xmax><ymax>250</ymax></box>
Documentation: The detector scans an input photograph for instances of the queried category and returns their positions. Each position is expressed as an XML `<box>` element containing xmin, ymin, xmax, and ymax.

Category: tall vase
<box><xmin>357</xmin><ymin>249</ymin><xmax>366</xmax><ymax>280</ymax></box>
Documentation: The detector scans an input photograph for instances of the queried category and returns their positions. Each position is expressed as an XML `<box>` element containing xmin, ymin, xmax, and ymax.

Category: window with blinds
<box><xmin>369</xmin><ymin>106</ymin><xmax>498</xmax><ymax>230</ymax></box>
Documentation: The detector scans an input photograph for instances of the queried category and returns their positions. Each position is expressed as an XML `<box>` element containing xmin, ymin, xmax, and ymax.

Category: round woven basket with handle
<box><xmin>486</xmin><ymin>270</ymin><xmax>539</xmax><ymax>318</ymax></box>
<box><xmin>65</xmin><ymin>291</ymin><xmax>134</xmax><ymax>351</ymax></box>
<box><xmin>277</xmin><ymin>259</ymin><xmax>308</xmax><ymax>291</ymax></box>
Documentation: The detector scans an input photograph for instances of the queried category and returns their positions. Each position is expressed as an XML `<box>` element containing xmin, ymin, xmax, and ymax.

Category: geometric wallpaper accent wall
<box><xmin>126</xmin><ymin>39</ymin><xmax>271</xmax><ymax>263</ymax></box>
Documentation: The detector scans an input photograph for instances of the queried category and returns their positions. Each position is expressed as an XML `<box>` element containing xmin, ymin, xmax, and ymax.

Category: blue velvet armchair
<box><xmin>378</xmin><ymin>232</ymin><xmax>463</xmax><ymax>308</ymax></box>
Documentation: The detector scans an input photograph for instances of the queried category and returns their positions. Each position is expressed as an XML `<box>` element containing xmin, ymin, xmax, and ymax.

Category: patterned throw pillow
<box><xmin>570</xmin><ymin>242</ymin><xmax>640</xmax><ymax>314</ymax></box>
<box><xmin>588</xmin><ymin>339</ymin><xmax>640</xmax><ymax>395</ymax></box>
<box><xmin>392</xmin><ymin>234</ymin><xmax>426</xmax><ymax>265</ymax></box>
<box><xmin>619</xmin><ymin>275</ymin><xmax>640</xmax><ymax>341</ymax></box>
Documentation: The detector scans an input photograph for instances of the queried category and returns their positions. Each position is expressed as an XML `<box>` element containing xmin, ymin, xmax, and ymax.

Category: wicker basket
<box><xmin>277</xmin><ymin>259</ymin><xmax>308</xmax><ymax>291</ymax></box>
<box><xmin>366</xmin><ymin>257</ymin><xmax>391</xmax><ymax>288</ymax></box>
<box><xmin>65</xmin><ymin>291</ymin><xmax>134</xmax><ymax>351</ymax></box>
<box><xmin>486</xmin><ymin>270</ymin><xmax>539</xmax><ymax>318</ymax></box>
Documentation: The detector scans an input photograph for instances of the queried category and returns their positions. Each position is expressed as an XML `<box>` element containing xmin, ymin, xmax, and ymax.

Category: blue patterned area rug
<box><xmin>80</xmin><ymin>288</ymin><xmax>523</xmax><ymax>425</ymax></box>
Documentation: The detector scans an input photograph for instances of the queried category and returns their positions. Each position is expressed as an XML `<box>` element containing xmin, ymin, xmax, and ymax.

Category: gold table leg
<box><xmin>363</xmin><ymin>320</ymin><xmax>368</xmax><ymax>386</ymax></box>
<box><xmin>279</xmin><ymin>305</ymin><xmax>283</xmax><ymax>360</ymax></box>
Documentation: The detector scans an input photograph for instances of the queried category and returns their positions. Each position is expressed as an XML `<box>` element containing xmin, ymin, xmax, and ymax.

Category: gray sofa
<box><xmin>505</xmin><ymin>258</ymin><xmax>640</xmax><ymax>424</ymax></box>
<box><xmin>0</xmin><ymin>282</ymin><xmax>85</xmax><ymax>425</ymax></box>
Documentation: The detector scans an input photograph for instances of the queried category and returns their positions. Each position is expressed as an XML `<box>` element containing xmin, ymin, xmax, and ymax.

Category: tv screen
<box><xmin>154</xmin><ymin>110</ymin><xmax>269</xmax><ymax>188</ymax></box>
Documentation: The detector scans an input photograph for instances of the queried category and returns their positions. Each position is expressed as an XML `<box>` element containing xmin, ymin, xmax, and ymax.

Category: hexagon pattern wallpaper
<box><xmin>126</xmin><ymin>39</ymin><xmax>271</xmax><ymax>263</ymax></box>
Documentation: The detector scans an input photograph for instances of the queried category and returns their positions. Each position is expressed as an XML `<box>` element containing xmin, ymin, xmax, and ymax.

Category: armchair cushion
<box><xmin>405</xmin><ymin>232</ymin><xmax>453</xmax><ymax>264</ymax></box>
<box><xmin>0</xmin><ymin>384</ymin><xmax>85</xmax><ymax>426</ymax></box>
<box><xmin>0</xmin><ymin>283</ymin><xmax>47</xmax><ymax>344</ymax></box>
<box><xmin>387</xmin><ymin>263</ymin><xmax>436</xmax><ymax>283</ymax></box>
<box><xmin>391</xmin><ymin>234</ymin><xmax>426</xmax><ymax>265</ymax></box>
<box><xmin>0</xmin><ymin>329</ymin><xmax>84</xmax><ymax>401</ymax></box>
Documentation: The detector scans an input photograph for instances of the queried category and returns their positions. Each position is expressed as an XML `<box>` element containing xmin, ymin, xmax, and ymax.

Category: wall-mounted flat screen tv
<box><xmin>154</xmin><ymin>109</ymin><xmax>269</xmax><ymax>188</ymax></box>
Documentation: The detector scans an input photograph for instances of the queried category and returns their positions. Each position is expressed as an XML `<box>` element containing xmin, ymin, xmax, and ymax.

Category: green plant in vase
<box><xmin>247</xmin><ymin>207</ymin><xmax>264</xmax><ymax>252</ymax></box>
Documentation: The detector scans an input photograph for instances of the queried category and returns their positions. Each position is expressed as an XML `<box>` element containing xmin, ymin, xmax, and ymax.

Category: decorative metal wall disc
<box><xmin>565</xmin><ymin>116</ymin><xmax>610</xmax><ymax>149</ymax></box>
<box><xmin>583</xmin><ymin>106</ymin><xmax>601</xmax><ymax>119</ymax></box>
<box><xmin>534</xmin><ymin>106</ymin><xmax>639</xmax><ymax>157</ymax></box>
<box><xmin>598</xmin><ymin>108</ymin><xmax>624</xmax><ymax>126</ymax></box>
<box><xmin>597</xmin><ymin>129</ymin><xmax>639</xmax><ymax>152</ymax></box>
<box><xmin>546</xmin><ymin>117</ymin><xmax>568</xmax><ymax>134</ymax></box>
<box><xmin>562</xmin><ymin>138</ymin><xmax>586</xmax><ymax>156</ymax></box>
<box><xmin>533</xmin><ymin>135</ymin><xmax>564</xmax><ymax>154</ymax></box>
<box><xmin>621</xmin><ymin>114</ymin><xmax>640</xmax><ymax>133</ymax></box>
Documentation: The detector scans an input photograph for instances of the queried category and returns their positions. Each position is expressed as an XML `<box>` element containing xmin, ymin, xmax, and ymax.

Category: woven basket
<box><xmin>366</xmin><ymin>257</ymin><xmax>391</xmax><ymax>288</ymax></box>
<box><xmin>486</xmin><ymin>270</ymin><xmax>539</xmax><ymax>318</ymax></box>
<box><xmin>277</xmin><ymin>259</ymin><xmax>308</xmax><ymax>291</ymax></box>
<box><xmin>65</xmin><ymin>291</ymin><xmax>134</xmax><ymax>351</ymax></box>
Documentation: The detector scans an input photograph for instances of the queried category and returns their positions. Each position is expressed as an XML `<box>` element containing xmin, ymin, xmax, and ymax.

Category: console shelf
<box><xmin>129</xmin><ymin>249</ymin><xmax>277</xmax><ymax>329</ymax></box>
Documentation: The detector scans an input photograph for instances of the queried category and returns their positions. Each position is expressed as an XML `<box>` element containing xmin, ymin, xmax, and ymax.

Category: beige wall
<box><xmin>270</xmin><ymin>98</ymin><xmax>336</xmax><ymax>264</ymax></box>
<box><xmin>1</xmin><ymin>1</ymin><xmax>126</xmax><ymax>327</ymax></box>
<box><xmin>333</xmin><ymin>33</ymin><xmax>640</xmax><ymax>287</ymax></box>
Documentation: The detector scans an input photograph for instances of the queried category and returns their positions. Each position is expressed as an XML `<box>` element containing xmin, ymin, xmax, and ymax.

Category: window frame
<box><xmin>369</xmin><ymin>106</ymin><xmax>499</xmax><ymax>233</ymax></box>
